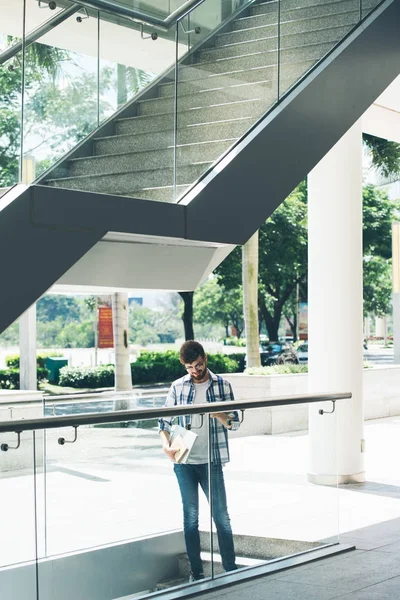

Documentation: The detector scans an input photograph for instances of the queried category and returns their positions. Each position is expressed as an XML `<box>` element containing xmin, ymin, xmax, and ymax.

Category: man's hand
<box><xmin>163</xmin><ymin>443</ymin><xmax>177</xmax><ymax>462</ymax></box>
<box><xmin>160</xmin><ymin>431</ymin><xmax>176</xmax><ymax>461</ymax></box>
<box><xmin>210</xmin><ymin>412</ymin><xmax>233</xmax><ymax>429</ymax></box>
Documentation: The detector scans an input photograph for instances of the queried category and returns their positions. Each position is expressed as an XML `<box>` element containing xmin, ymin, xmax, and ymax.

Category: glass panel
<box><xmin>278</xmin><ymin>0</ymin><xmax>361</xmax><ymax>98</ymax></box>
<box><xmin>114</xmin><ymin>0</ymin><xmax>196</xmax><ymax>21</ymax></box>
<box><xmin>210</xmin><ymin>403</ymin><xmax>339</xmax><ymax>579</ymax></box>
<box><xmin>0</xmin><ymin>0</ymin><xmax>24</xmax><ymax>187</ymax></box>
<box><xmin>175</xmin><ymin>0</ymin><xmax>278</xmax><ymax>201</ymax></box>
<box><xmin>0</xmin><ymin>428</ymin><xmax>39</xmax><ymax>599</ymax></box>
<box><xmin>50</xmin><ymin>11</ymin><xmax>177</xmax><ymax>202</ymax></box>
<box><xmin>38</xmin><ymin>410</ymin><xmax>212</xmax><ymax>597</ymax></box>
<box><xmin>21</xmin><ymin>3</ymin><xmax>100</xmax><ymax>182</ymax></box>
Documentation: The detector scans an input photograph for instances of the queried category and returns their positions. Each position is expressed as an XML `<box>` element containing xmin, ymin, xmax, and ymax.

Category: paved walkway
<box><xmin>200</xmin><ymin>415</ymin><xmax>400</xmax><ymax>600</ymax></box>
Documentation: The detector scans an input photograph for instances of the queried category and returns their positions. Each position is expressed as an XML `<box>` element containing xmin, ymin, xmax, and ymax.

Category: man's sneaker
<box><xmin>189</xmin><ymin>572</ymin><xmax>205</xmax><ymax>583</ymax></box>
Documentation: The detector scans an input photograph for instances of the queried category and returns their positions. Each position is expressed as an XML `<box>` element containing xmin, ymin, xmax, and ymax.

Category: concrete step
<box><xmin>69</xmin><ymin>139</ymin><xmax>232</xmax><ymax>177</ymax></box>
<box><xmin>159</xmin><ymin>76</ymin><xmax>273</xmax><ymax>99</ymax></box>
<box><xmin>200</xmin><ymin>24</ymin><xmax>353</xmax><ymax>61</ymax></box>
<box><xmin>233</xmin><ymin>0</ymin><xmax>374</xmax><ymax>29</ymax></box>
<box><xmin>178</xmin><ymin>59</ymin><xmax>315</xmax><ymax>87</ymax></box>
<box><xmin>254</xmin><ymin>0</ymin><xmax>356</xmax><ymax>14</ymax></box>
<box><xmin>139</xmin><ymin>81</ymin><xmax>272</xmax><ymax>116</ymax></box>
<box><xmin>138</xmin><ymin>97</ymin><xmax>267</xmax><ymax>122</ymax></box>
<box><xmin>123</xmin><ymin>184</ymin><xmax>190</xmax><ymax>202</ymax></box>
<box><xmin>199</xmin><ymin>531</ymin><xmax>322</xmax><ymax>561</ymax></box>
<box><xmin>188</xmin><ymin>40</ymin><xmax>335</xmax><ymax>75</ymax></box>
<box><xmin>218</xmin><ymin>8</ymin><xmax>359</xmax><ymax>45</ymax></box>
<box><xmin>178</xmin><ymin>551</ymin><xmax>265</xmax><ymax>579</ymax></box>
<box><xmin>94</xmin><ymin>118</ymin><xmax>253</xmax><ymax>155</ymax></box>
<box><xmin>45</xmin><ymin>162</ymin><xmax>211</xmax><ymax>196</ymax></box>
<box><xmin>154</xmin><ymin>576</ymin><xmax>187</xmax><ymax>592</ymax></box>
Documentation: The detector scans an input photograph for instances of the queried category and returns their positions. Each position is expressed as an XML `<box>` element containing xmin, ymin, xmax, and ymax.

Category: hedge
<box><xmin>58</xmin><ymin>365</ymin><xmax>115</xmax><ymax>388</ymax></box>
<box><xmin>0</xmin><ymin>367</ymin><xmax>49</xmax><ymax>390</ymax></box>
<box><xmin>6</xmin><ymin>352</ymin><xmax>62</xmax><ymax>369</ymax></box>
<box><xmin>58</xmin><ymin>351</ymin><xmax>243</xmax><ymax>388</ymax></box>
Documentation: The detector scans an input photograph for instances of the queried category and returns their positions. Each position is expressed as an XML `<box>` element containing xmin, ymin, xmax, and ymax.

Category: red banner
<box><xmin>98</xmin><ymin>306</ymin><xmax>114</xmax><ymax>348</ymax></box>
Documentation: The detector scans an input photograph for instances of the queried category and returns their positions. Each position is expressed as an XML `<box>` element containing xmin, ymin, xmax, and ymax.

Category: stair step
<box><xmin>139</xmin><ymin>81</ymin><xmax>272</xmax><ymax>116</ymax></box>
<box><xmin>254</xmin><ymin>0</ymin><xmax>360</xmax><ymax>15</ymax></box>
<box><xmin>122</xmin><ymin>184</ymin><xmax>190</xmax><ymax>202</ymax></box>
<box><xmin>187</xmin><ymin>40</ymin><xmax>336</xmax><ymax>74</ymax></box>
<box><xmin>234</xmin><ymin>0</ymin><xmax>375</xmax><ymax>29</ymax></box>
<box><xmin>154</xmin><ymin>577</ymin><xmax>187</xmax><ymax>592</ymax></box>
<box><xmin>139</xmin><ymin>97</ymin><xmax>267</xmax><ymax>122</ymax></box>
<box><xmin>200</xmin><ymin>24</ymin><xmax>353</xmax><ymax>61</ymax></box>
<box><xmin>178</xmin><ymin>551</ymin><xmax>265</xmax><ymax>579</ymax></box>
<box><xmin>218</xmin><ymin>9</ymin><xmax>359</xmax><ymax>46</ymax></box>
<box><xmin>69</xmin><ymin>140</ymin><xmax>232</xmax><ymax>177</ymax></box>
<box><xmin>94</xmin><ymin>118</ymin><xmax>253</xmax><ymax>155</ymax></box>
<box><xmin>45</xmin><ymin>162</ymin><xmax>211</xmax><ymax>196</ymax></box>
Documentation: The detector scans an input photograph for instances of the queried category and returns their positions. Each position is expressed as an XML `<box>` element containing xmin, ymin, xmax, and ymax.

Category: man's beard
<box><xmin>192</xmin><ymin>366</ymin><xmax>207</xmax><ymax>382</ymax></box>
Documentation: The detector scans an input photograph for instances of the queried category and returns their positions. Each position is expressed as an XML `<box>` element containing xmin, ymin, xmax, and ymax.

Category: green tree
<box><xmin>194</xmin><ymin>278</ymin><xmax>244</xmax><ymax>338</ymax></box>
<box><xmin>362</xmin><ymin>185</ymin><xmax>399</xmax><ymax>317</ymax></box>
<box><xmin>363</xmin><ymin>134</ymin><xmax>400</xmax><ymax>179</ymax></box>
<box><xmin>363</xmin><ymin>256</ymin><xmax>392</xmax><ymax>317</ymax></box>
<box><xmin>37</xmin><ymin>295</ymin><xmax>81</xmax><ymax>323</ymax></box>
<box><xmin>216</xmin><ymin>183</ymin><xmax>308</xmax><ymax>341</ymax></box>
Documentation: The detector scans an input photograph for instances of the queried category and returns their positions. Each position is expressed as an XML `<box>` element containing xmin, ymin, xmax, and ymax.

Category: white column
<box><xmin>19</xmin><ymin>305</ymin><xmax>37</xmax><ymax>391</ymax></box>
<box><xmin>112</xmin><ymin>292</ymin><xmax>132</xmax><ymax>394</ymax></box>
<box><xmin>308</xmin><ymin>120</ymin><xmax>365</xmax><ymax>485</ymax></box>
<box><xmin>375</xmin><ymin>316</ymin><xmax>386</xmax><ymax>339</ymax></box>
<box><xmin>392</xmin><ymin>223</ymin><xmax>400</xmax><ymax>363</ymax></box>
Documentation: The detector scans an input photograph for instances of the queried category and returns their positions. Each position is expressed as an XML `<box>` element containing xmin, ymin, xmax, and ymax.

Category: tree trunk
<box><xmin>242</xmin><ymin>232</ymin><xmax>260</xmax><ymax>367</ymax></box>
<box><xmin>259</xmin><ymin>297</ymin><xmax>280</xmax><ymax>341</ymax></box>
<box><xmin>178</xmin><ymin>292</ymin><xmax>194</xmax><ymax>340</ymax></box>
<box><xmin>112</xmin><ymin>293</ymin><xmax>132</xmax><ymax>408</ymax></box>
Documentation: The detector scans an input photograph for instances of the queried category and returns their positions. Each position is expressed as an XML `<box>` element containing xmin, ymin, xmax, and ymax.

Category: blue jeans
<box><xmin>173</xmin><ymin>463</ymin><xmax>237</xmax><ymax>577</ymax></box>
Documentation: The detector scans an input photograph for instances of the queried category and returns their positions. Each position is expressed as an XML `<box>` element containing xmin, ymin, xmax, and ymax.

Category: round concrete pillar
<box><xmin>308</xmin><ymin>121</ymin><xmax>365</xmax><ymax>485</ymax></box>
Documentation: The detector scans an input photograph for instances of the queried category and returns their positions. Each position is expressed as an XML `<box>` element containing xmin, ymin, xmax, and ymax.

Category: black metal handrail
<box><xmin>66</xmin><ymin>0</ymin><xmax>206</xmax><ymax>28</ymax></box>
<box><xmin>0</xmin><ymin>392</ymin><xmax>351</xmax><ymax>433</ymax></box>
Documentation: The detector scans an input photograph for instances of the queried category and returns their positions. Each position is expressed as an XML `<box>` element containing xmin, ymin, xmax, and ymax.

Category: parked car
<box><xmin>297</xmin><ymin>342</ymin><xmax>308</xmax><ymax>363</ymax></box>
<box><xmin>260</xmin><ymin>342</ymin><xmax>299</xmax><ymax>366</ymax></box>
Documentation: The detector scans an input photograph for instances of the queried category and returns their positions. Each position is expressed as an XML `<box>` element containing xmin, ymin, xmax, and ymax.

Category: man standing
<box><xmin>159</xmin><ymin>340</ymin><xmax>239</xmax><ymax>582</ymax></box>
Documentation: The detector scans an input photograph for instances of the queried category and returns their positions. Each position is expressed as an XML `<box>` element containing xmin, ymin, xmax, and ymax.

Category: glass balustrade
<box><xmin>0</xmin><ymin>394</ymin><xmax>342</xmax><ymax>600</ymax></box>
<box><xmin>0</xmin><ymin>0</ymin><xmax>385</xmax><ymax>201</ymax></box>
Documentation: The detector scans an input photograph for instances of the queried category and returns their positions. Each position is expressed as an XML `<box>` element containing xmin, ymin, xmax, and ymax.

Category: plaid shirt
<box><xmin>158</xmin><ymin>370</ymin><xmax>239</xmax><ymax>465</ymax></box>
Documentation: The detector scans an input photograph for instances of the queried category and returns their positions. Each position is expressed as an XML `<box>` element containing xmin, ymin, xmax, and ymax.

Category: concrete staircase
<box><xmin>42</xmin><ymin>0</ymin><xmax>379</xmax><ymax>203</ymax></box>
<box><xmin>153</xmin><ymin>531</ymin><xmax>322</xmax><ymax>592</ymax></box>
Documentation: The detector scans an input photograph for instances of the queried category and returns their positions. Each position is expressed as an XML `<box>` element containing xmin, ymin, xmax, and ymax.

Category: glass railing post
<box><xmin>207</xmin><ymin>413</ymin><xmax>215</xmax><ymax>579</ymax></box>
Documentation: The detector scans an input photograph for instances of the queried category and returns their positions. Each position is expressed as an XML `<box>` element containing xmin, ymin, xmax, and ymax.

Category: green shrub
<box><xmin>6</xmin><ymin>352</ymin><xmax>62</xmax><ymax>369</ymax></box>
<box><xmin>58</xmin><ymin>365</ymin><xmax>115</xmax><ymax>388</ymax></box>
<box><xmin>0</xmin><ymin>367</ymin><xmax>49</xmax><ymax>390</ymax></box>
<box><xmin>57</xmin><ymin>351</ymin><xmax>241</xmax><ymax>388</ymax></box>
<box><xmin>245</xmin><ymin>364</ymin><xmax>309</xmax><ymax>375</ymax></box>
<box><xmin>227</xmin><ymin>353</ymin><xmax>246</xmax><ymax>372</ymax></box>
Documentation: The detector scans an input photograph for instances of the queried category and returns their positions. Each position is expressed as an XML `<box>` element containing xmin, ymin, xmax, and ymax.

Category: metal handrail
<box><xmin>0</xmin><ymin>392</ymin><xmax>351</xmax><ymax>433</ymax></box>
<box><xmin>66</xmin><ymin>0</ymin><xmax>206</xmax><ymax>28</ymax></box>
<box><xmin>0</xmin><ymin>0</ymin><xmax>206</xmax><ymax>68</ymax></box>
<box><xmin>0</xmin><ymin>5</ymin><xmax>81</xmax><ymax>67</ymax></box>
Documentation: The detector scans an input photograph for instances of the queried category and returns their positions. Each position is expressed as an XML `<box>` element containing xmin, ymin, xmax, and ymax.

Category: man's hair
<box><xmin>180</xmin><ymin>340</ymin><xmax>206</xmax><ymax>364</ymax></box>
